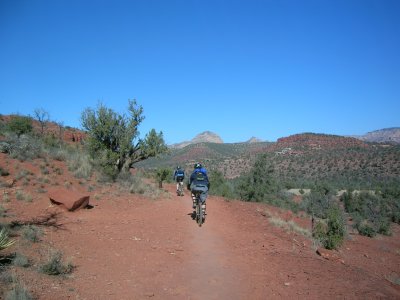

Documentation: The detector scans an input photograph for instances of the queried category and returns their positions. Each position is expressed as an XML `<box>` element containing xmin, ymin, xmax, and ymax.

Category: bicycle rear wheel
<box><xmin>196</xmin><ymin>197</ymin><xmax>203</xmax><ymax>227</ymax></box>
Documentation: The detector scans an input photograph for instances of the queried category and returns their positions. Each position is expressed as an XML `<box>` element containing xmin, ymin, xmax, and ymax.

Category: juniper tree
<box><xmin>81</xmin><ymin>99</ymin><xmax>168</xmax><ymax>179</ymax></box>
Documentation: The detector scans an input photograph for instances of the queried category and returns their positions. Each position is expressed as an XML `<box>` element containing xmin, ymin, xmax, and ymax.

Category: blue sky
<box><xmin>1</xmin><ymin>0</ymin><xmax>399</xmax><ymax>144</ymax></box>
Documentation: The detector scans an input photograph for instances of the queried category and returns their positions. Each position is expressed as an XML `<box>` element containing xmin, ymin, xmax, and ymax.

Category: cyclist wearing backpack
<box><xmin>189</xmin><ymin>162</ymin><xmax>210</xmax><ymax>209</ymax></box>
<box><xmin>173</xmin><ymin>166</ymin><xmax>185</xmax><ymax>195</ymax></box>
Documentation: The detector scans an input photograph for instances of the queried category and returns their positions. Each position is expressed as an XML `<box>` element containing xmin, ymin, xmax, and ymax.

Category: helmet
<box><xmin>194</xmin><ymin>162</ymin><xmax>202</xmax><ymax>169</ymax></box>
<box><xmin>177</xmin><ymin>166</ymin><xmax>181</xmax><ymax>170</ymax></box>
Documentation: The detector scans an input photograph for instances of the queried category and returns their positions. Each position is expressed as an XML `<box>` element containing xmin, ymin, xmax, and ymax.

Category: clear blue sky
<box><xmin>1</xmin><ymin>0</ymin><xmax>399</xmax><ymax>144</ymax></box>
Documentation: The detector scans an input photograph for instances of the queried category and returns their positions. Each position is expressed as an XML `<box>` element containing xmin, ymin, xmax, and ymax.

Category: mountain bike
<box><xmin>177</xmin><ymin>181</ymin><xmax>184</xmax><ymax>196</ymax></box>
<box><xmin>192</xmin><ymin>191</ymin><xmax>206</xmax><ymax>227</ymax></box>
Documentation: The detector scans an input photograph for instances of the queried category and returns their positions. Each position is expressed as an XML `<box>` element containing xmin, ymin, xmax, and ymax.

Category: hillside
<box><xmin>0</xmin><ymin>114</ymin><xmax>85</xmax><ymax>144</ymax></box>
<box><xmin>356</xmin><ymin>127</ymin><xmax>400</xmax><ymax>144</ymax></box>
<box><xmin>137</xmin><ymin>133</ymin><xmax>400</xmax><ymax>188</ymax></box>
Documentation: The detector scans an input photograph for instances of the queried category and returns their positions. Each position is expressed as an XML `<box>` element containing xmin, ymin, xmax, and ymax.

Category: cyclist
<box><xmin>188</xmin><ymin>162</ymin><xmax>210</xmax><ymax>210</ymax></box>
<box><xmin>173</xmin><ymin>166</ymin><xmax>185</xmax><ymax>195</ymax></box>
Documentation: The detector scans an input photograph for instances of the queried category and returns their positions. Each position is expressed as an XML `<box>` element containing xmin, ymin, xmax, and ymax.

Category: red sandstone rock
<box><xmin>48</xmin><ymin>188</ymin><xmax>89</xmax><ymax>211</ymax></box>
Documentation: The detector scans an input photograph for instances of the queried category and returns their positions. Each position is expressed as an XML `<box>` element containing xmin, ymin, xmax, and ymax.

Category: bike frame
<box><xmin>193</xmin><ymin>191</ymin><xmax>204</xmax><ymax>227</ymax></box>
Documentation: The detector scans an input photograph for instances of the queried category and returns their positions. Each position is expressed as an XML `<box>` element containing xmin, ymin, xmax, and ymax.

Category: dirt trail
<box><xmin>5</xmin><ymin>181</ymin><xmax>400</xmax><ymax>299</ymax></box>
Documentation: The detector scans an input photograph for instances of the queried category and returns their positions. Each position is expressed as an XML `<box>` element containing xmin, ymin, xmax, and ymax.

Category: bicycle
<box><xmin>177</xmin><ymin>181</ymin><xmax>184</xmax><ymax>196</ymax></box>
<box><xmin>192</xmin><ymin>190</ymin><xmax>206</xmax><ymax>227</ymax></box>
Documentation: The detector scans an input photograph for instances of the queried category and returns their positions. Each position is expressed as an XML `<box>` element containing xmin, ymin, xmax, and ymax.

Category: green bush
<box><xmin>39</xmin><ymin>250</ymin><xmax>73</xmax><ymax>276</ymax></box>
<box><xmin>209</xmin><ymin>170</ymin><xmax>235</xmax><ymax>199</ymax></box>
<box><xmin>324</xmin><ymin>205</ymin><xmax>346</xmax><ymax>249</ymax></box>
<box><xmin>236</xmin><ymin>153</ymin><xmax>279</xmax><ymax>202</ymax></box>
<box><xmin>301</xmin><ymin>187</ymin><xmax>336</xmax><ymax>219</ymax></box>
<box><xmin>4</xmin><ymin>134</ymin><xmax>43</xmax><ymax>161</ymax></box>
<box><xmin>81</xmin><ymin>100</ymin><xmax>167</xmax><ymax>179</ymax></box>
<box><xmin>7</xmin><ymin>115</ymin><xmax>33</xmax><ymax>138</ymax></box>
<box><xmin>312</xmin><ymin>205</ymin><xmax>346</xmax><ymax>250</ymax></box>
<box><xmin>155</xmin><ymin>167</ymin><xmax>170</xmax><ymax>188</ymax></box>
<box><xmin>342</xmin><ymin>191</ymin><xmax>393</xmax><ymax>236</ymax></box>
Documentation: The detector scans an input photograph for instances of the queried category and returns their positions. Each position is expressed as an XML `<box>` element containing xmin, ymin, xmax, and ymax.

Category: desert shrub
<box><xmin>5</xmin><ymin>135</ymin><xmax>42</xmax><ymax>161</ymax></box>
<box><xmin>342</xmin><ymin>191</ymin><xmax>392</xmax><ymax>236</ymax></box>
<box><xmin>301</xmin><ymin>187</ymin><xmax>336</xmax><ymax>219</ymax></box>
<box><xmin>4</xmin><ymin>280</ymin><xmax>33</xmax><ymax>300</ymax></box>
<box><xmin>155</xmin><ymin>167</ymin><xmax>170</xmax><ymax>188</ymax></box>
<box><xmin>324</xmin><ymin>205</ymin><xmax>346</xmax><ymax>249</ymax></box>
<box><xmin>7</xmin><ymin>115</ymin><xmax>33</xmax><ymax>138</ymax></box>
<box><xmin>236</xmin><ymin>153</ymin><xmax>279</xmax><ymax>202</ymax></box>
<box><xmin>125</xmin><ymin>172</ymin><xmax>165</xmax><ymax>199</ymax></box>
<box><xmin>209</xmin><ymin>170</ymin><xmax>235</xmax><ymax>199</ymax></box>
<box><xmin>15</xmin><ymin>190</ymin><xmax>32</xmax><ymax>202</ymax></box>
<box><xmin>341</xmin><ymin>192</ymin><xmax>392</xmax><ymax>237</ymax></box>
<box><xmin>312</xmin><ymin>205</ymin><xmax>346</xmax><ymax>250</ymax></box>
<box><xmin>81</xmin><ymin>100</ymin><xmax>167</xmax><ymax>180</ymax></box>
<box><xmin>39</xmin><ymin>250</ymin><xmax>73</xmax><ymax>276</ymax></box>
<box><xmin>380</xmin><ymin>186</ymin><xmax>400</xmax><ymax>224</ymax></box>
<box><xmin>40</xmin><ymin>165</ymin><xmax>49</xmax><ymax>175</ymax></box>
<box><xmin>48</xmin><ymin>148</ymin><xmax>67</xmax><ymax>161</ymax></box>
<box><xmin>12</xmin><ymin>253</ymin><xmax>30</xmax><ymax>268</ymax></box>
<box><xmin>15</xmin><ymin>170</ymin><xmax>32</xmax><ymax>181</ymax></box>
<box><xmin>22</xmin><ymin>225</ymin><xmax>42</xmax><ymax>243</ymax></box>
<box><xmin>267</xmin><ymin>213</ymin><xmax>311</xmax><ymax>237</ymax></box>
<box><xmin>0</xmin><ymin>270</ymin><xmax>14</xmax><ymax>284</ymax></box>
<box><xmin>67</xmin><ymin>152</ymin><xmax>93</xmax><ymax>179</ymax></box>
<box><xmin>41</xmin><ymin>134</ymin><xmax>60</xmax><ymax>148</ymax></box>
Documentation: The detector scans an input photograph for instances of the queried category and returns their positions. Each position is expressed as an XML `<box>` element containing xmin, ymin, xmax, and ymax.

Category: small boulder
<box><xmin>48</xmin><ymin>188</ymin><xmax>89</xmax><ymax>211</ymax></box>
<box><xmin>316</xmin><ymin>248</ymin><xmax>343</xmax><ymax>263</ymax></box>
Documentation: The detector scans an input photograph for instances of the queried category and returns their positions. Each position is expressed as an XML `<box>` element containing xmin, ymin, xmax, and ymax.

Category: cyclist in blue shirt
<box><xmin>173</xmin><ymin>166</ymin><xmax>185</xmax><ymax>195</ymax></box>
<box><xmin>189</xmin><ymin>162</ymin><xmax>210</xmax><ymax>209</ymax></box>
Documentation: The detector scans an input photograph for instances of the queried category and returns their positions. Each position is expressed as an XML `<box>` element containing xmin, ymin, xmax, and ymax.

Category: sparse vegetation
<box><xmin>4</xmin><ymin>280</ymin><xmax>33</xmax><ymax>300</ymax></box>
<box><xmin>263</xmin><ymin>209</ymin><xmax>311</xmax><ymax>237</ymax></box>
<box><xmin>21</xmin><ymin>225</ymin><xmax>42</xmax><ymax>243</ymax></box>
<box><xmin>39</xmin><ymin>250</ymin><xmax>73</xmax><ymax>275</ymax></box>
<box><xmin>67</xmin><ymin>152</ymin><xmax>93</xmax><ymax>179</ymax></box>
<box><xmin>341</xmin><ymin>191</ymin><xmax>395</xmax><ymax>237</ymax></box>
<box><xmin>12</xmin><ymin>253</ymin><xmax>30</xmax><ymax>268</ymax></box>
<box><xmin>15</xmin><ymin>190</ymin><xmax>33</xmax><ymax>202</ymax></box>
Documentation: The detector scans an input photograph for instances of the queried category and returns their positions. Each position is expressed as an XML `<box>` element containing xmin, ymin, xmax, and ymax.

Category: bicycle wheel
<box><xmin>197</xmin><ymin>197</ymin><xmax>203</xmax><ymax>227</ymax></box>
<box><xmin>178</xmin><ymin>182</ymin><xmax>184</xmax><ymax>196</ymax></box>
